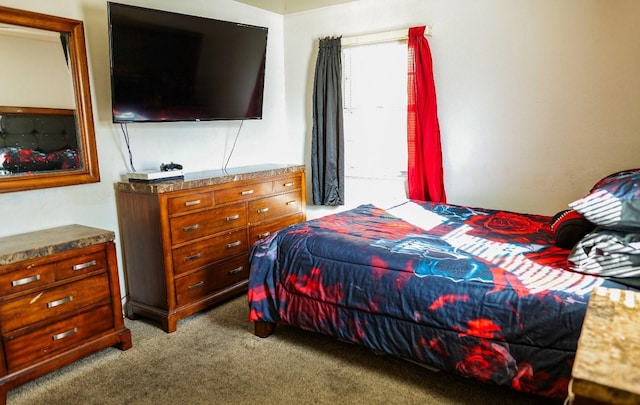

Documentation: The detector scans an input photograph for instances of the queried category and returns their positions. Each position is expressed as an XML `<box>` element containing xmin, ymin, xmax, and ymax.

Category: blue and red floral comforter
<box><xmin>248</xmin><ymin>201</ymin><xmax>634</xmax><ymax>398</ymax></box>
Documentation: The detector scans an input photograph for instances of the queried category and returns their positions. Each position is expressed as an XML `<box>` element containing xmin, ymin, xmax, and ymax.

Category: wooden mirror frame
<box><xmin>0</xmin><ymin>6</ymin><xmax>99</xmax><ymax>193</ymax></box>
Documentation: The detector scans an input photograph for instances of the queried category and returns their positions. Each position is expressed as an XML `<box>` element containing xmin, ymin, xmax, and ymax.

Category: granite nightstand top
<box><xmin>116</xmin><ymin>163</ymin><xmax>306</xmax><ymax>194</ymax></box>
<box><xmin>0</xmin><ymin>224</ymin><xmax>115</xmax><ymax>266</ymax></box>
<box><xmin>571</xmin><ymin>286</ymin><xmax>640</xmax><ymax>404</ymax></box>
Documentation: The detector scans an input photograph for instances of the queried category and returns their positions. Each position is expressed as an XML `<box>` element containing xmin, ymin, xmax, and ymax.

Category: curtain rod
<box><xmin>341</xmin><ymin>26</ymin><xmax>432</xmax><ymax>47</ymax></box>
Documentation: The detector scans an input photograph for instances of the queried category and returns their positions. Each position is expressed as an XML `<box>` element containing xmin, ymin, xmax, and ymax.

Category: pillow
<box><xmin>550</xmin><ymin>209</ymin><xmax>595</xmax><ymax>249</ymax></box>
<box><xmin>608</xmin><ymin>276</ymin><xmax>640</xmax><ymax>288</ymax></box>
<box><xmin>568</xmin><ymin>228</ymin><xmax>640</xmax><ymax>278</ymax></box>
<box><xmin>0</xmin><ymin>147</ymin><xmax>78</xmax><ymax>173</ymax></box>
<box><xmin>590</xmin><ymin>168</ymin><xmax>640</xmax><ymax>192</ymax></box>
<box><xmin>1</xmin><ymin>147</ymin><xmax>49</xmax><ymax>173</ymax></box>
<box><xmin>46</xmin><ymin>149</ymin><xmax>80</xmax><ymax>170</ymax></box>
<box><xmin>569</xmin><ymin>170</ymin><xmax>640</xmax><ymax>230</ymax></box>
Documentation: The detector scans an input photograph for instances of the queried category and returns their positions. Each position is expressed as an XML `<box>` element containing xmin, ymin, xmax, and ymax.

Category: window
<box><xmin>342</xmin><ymin>41</ymin><xmax>408</xmax><ymax>205</ymax></box>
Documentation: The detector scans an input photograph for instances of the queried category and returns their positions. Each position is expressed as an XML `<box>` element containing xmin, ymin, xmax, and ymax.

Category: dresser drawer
<box><xmin>3</xmin><ymin>304</ymin><xmax>114</xmax><ymax>372</ymax></box>
<box><xmin>215</xmin><ymin>181</ymin><xmax>272</xmax><ymax>205</ymax></box>
<box><xmin>248</xmin><ymin>213</ymin><xmax>305</xmax><ymax>244</ymax></box>
<box><xmin>169</xmin><ymin>203</ymin><xmax>247</xmax><ymax>245</ymax></box>
<box><xmin>172</xmin><ymin>228</ymin><xmax>249</xmax><ymax>276</ymax></box>
<box><xmin>175</xmin><ymin>255</ymin><xmax>249</xmax><ymax>307</ymax></box>
<box><xmin>0</xmin><ymin>273</ymin><xmax>111</xmax><ymax>333</ymax></box>
<box><xmin>167</xmin><ymin>190</ymin><xmax>215</xmax><ymax>216</ymax></box>
<box><xmin>248</xmin><ymin>191</ymin><xmax>302</xmax><ymax>223</ymax></box>
<box><xmin>273</xmin><ymin>175</ymin><xmax>303</xmax><ymax>193</ymax></box>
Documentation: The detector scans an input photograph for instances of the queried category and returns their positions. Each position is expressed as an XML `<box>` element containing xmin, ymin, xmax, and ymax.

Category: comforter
<box><xmin>248</xmin><ymin>201</ymin><xmax>635</xmax><ymax>398</ymax></box>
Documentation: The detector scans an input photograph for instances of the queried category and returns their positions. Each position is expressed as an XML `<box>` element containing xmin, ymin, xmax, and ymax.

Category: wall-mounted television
<box><xmin>107</xmin><ymin>2</ymin><xmax>268</xmax><ymax>123</ymax></box>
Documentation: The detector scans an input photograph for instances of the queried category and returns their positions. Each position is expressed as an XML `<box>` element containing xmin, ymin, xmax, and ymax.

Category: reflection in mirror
<box><xmin>0</xmin><ymin>6</ymin><xmax>99</xmax><ymax>193</ymax></box>
<box><xmin>0</xmin><ymin>106</ymin><xmax>79</xmax><ymax>176</ymax></box>
<box><xmin>0</xmin><ymin>25</ymin><xmax>74</xmax><ymax>108</ymax></box>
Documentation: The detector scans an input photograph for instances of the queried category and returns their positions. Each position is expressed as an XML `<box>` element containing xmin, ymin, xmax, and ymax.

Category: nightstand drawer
<box><xmin>0</xmin><ymin>246</ymin><xmax>107</xmax><ymax>296</ymax></box>
<box><xmin>54</xmin><ymin>248</ymin><xmax>107</xmax><ymax>281</ymax></box>
<box><xmin>0</xmin><ymin>265</ymin><xmax>56</xmax><ymax>296</ymax></box>
<box><xmin>167</xmin><ymin>191</ymin><xmax>215</xmax><ymax>216</ymax></box>
<box><xmin>0</xmin><ymin>273</ymin><xmax>111</xmax><ymax>333</ymax></box>
<box><xmin>172</xmin><ymin>228</ymin><xmax>249</xmax><ymax>276</ymax></box>
<box><xmin>4</xmin><ymin>304</ymin><xmax>114</xmax><ymax>372</ymax></box>
<box><xmin>215</xmin><ymin>181</ymin><xmax>273</xmax><ymax>205</ymax></box>
<box><xmin>248</xmin><ymin>191</ymin><xmax>302</xmax><ymax>223</ymax></box>
<box><xmin>170</xmin><ymin>203</ymin><xmax>247</xmax><ymax>245</ymax></box>
<box><xmin>175</xmin><ymin>255</ymin><xmax>249</xmax><ymax>306</ymax></box>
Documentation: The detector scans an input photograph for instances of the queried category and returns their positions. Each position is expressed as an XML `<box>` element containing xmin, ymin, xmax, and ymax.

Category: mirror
<box><xmin>0</xmin><ymin>5</ymin><xmax>99</xmax><ymax>193</ymax></box>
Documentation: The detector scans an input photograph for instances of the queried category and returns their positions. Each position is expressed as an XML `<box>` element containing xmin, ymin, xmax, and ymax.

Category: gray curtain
<box><xmin>311</xmin><ymin>37</ymin><xmax>344</xmax><ymax>206</ymax></box>
<box><xmin>60</xmin><ymin>33</ymin><xmax>70</xmax><ymax>67</ymax></box>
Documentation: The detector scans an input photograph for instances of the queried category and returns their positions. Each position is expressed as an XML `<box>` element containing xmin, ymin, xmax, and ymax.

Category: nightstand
<box><xmin>0</xmin><ymin>225</ymin><xmax>131</xmax><ymax>403</ymax></box>
<box><xmin>570</xmin><ymin>286</ymin><xmax>640</xmax><ymax>404</ymax></box>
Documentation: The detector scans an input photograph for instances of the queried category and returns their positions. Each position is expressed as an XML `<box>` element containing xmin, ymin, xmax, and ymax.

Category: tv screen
<box><xmin>107</xmin><ymin>2</ymin><xmax>268</xmax><ymax>123</ymax></box>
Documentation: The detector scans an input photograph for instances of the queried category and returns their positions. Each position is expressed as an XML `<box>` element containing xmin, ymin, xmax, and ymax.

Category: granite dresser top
<box><xmin>0</xmin><ymin>224</ymin><xmax>114</xmax><ymax>266</ymax></box>
<box><xmin>116</xmin><ymin>163</ymin><xmax>306</xmax><ymax>194</ymax></box>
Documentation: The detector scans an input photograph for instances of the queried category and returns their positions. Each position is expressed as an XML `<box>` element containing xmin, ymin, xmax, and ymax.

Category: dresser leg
<box><xmin>125</xmin><ymin>303</ymin><xmax>138</xmax><ymax>320</ymax></box>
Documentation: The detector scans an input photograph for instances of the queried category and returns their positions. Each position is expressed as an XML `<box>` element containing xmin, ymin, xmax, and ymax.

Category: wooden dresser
<box><xmin>116</xmin><ymin>164</ymin><xmax>306</xmax><ymax>332</ymax></box>
<box><xmin>0</xmin><ymin>225</ymin><xmax>132</xmax><ymax>403</ymax></box>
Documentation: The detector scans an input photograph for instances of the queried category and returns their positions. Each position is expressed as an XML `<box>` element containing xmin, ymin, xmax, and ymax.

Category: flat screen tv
<box><xmin>107</xmin><ymin>2</ymin><xmax>268</xmax><ymax>123</ymax></box>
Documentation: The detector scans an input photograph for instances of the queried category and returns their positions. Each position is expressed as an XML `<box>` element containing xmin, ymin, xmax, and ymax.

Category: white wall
<box><xmin>0</xmin><ymin>0</ymin><xmax>292</xmax><ymax>296</ymax></box>
<box><xmin>284</xmin><ymin>0</ymin><xmax>640</xmax><ymax>218</ymax></box>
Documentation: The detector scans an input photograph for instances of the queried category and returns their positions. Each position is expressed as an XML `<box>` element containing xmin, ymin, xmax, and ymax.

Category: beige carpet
<box><xmin>8</xmin><ymin>296</ymin><xmax>563</xmax><ymax>404</ymax></box>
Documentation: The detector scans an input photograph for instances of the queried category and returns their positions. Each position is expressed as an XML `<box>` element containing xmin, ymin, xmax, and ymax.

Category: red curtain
<box><xmin>407</xmin><ymin>26</ymin><xmax>446</xmax><ymax>203</ymax></box>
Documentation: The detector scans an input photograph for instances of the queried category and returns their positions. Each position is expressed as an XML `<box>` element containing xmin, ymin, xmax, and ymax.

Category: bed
<box><xmin>247</xmin><ymin>169</ymin><xmax>640</xmax><ymax>399</ymax></box>
<box><xmin>0</xmin><ymin>106</ymin><xmax>79</xmax><ymax>175</ymax></box>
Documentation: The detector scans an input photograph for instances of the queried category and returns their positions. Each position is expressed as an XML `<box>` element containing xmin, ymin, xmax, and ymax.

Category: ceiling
<box><xmin>234</xmin><ymin>0</ymin><xmax>358</xmax><ymax>14</ymax></box>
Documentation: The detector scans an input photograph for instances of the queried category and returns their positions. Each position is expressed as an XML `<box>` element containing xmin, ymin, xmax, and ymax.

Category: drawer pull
<box><xmin>188</xmin><ymin>281</ymin><xmax>205</xmax><ymax>290</ymax></box>
<box><xmin>241</xmin><ymin>189</ymin><xmax>254</xmax><ymax>196</ymax></box>
<box><xmin>257</xmin><ymin>207</ymin><xmax>269</xmax><ymax>214</ymax></box>
<box><xmin>227</xmin><ymin>241</ymin><xmax>241</xmax><ymax>249</ymax></box>
<box><xmin>183</xmin><ymin>224</ymin><xmax>200</xmax><ymax>232</ymax></box>
<box><xmin>257</xmin><ymin>231</ymin><xmax>270</xmax><ymax>239</ymax></box>
<box><xmin>52</xmin><ymin>327</ymin><xmax>78</xmax><ymax>341</ymax></box>
<box><xmin>72</xmin><ymin>260</ymin><xmax>97</xmax><ymax>271</ymax></box>
<box><xmin>286</xmin><ymin>200</ymin><xmax>297</xmax><ymax>206</ymax></box>
<box><xmin>11</xmin><ymin>274</ymin><xmax>41</xmax><ymax>287</ymax></box>
<box><xmin>226</xmin><ymin>214</ymin><xmax>240</xmax><ymax>221</ymax></box>
<box><xmin>47</xmin><ymin>295</ymin><xmax>73</xmax><ymax>308</ymax></box>
<box><xmin>184</xmin><ymin>199</ymin><xmax>202</xmax><ymax>207</ymax></box>
<box><xmin>185</xmin><ymin>253</ymin><xmax>202</xmax><ymax>261</ymax></box>
<box><xmin>284</xmin><ymin>182</ymin><xmax>294</xmax><ymax>187</ymax></box>
<box><xmin>228</xmin><ymin>266</ymin><xmax>244</xmax><ymax>275</ymax></box>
